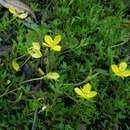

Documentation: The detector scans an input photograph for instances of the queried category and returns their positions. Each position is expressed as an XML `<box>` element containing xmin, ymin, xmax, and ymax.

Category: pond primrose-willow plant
<box><xmin>111</xmin><ymin>62</ymin><xmax>130</xmax><ymax>78</ymax></box>
<box><xmin>74</xmin><ymin>83</ymin><xmax>97</xmax><ymax>100</ymax></box>
<box><xmin>43</xmin><ymin>35</ymin><xmax>61</xmax><ymax>51</ymax></box>
<box><xmin>8</xmin><ymin>5</ymin><xmax>28</xmax><ymax>19</ymax></box>
<box><xmin>28</xmin><ymin>42</ymin><xmax>42</xmax><ymax>58</ymax></box>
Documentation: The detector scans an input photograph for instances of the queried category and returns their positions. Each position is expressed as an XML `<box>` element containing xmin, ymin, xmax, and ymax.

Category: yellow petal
<box><xmin>54</xmin><ymin>35</ymin><xmax>61</xmax><ymax>45</ymax></box>
<box><xmin>12</xmin><ymin>60</ymin><xmax>20</xmax><ymax>71</ymax></box>
<box><xmin>32</xmin><ymin>42</ymin><xmax>41</xmax><ymax>50</ymax></box>
<box><xmin>8</xmin><ymin>6</ymin><xmax>17</xmax><ymax>15</ymax></box>
<box><xmin>82</xmin><ymin>83</ymin><xmax>91</xmax><ymax>93</ymax></box>
<box><xmin>44</xmin><ymin>35</ymin><xmax>53</xmax><ymax>45</ymax></box>
<box><xmin>17</xmin><ymin>12</ymin><xmax>28</xmax><ymax>19</ymax></box>
<box><xmin>122</xmin><ymin>70</ymin><xmax>130</xmax><ymax>77</ymax></box>
<box><xmin>111</xmin><ymin>64</ymin><xmax>121</xmax><ymax>75</ymax></box>
<box><xmin>9</xmin><ymin>6</ymin><xmax>27</xmax><ymax>19</ymax></box>
<box><xmin>28</xmin><ymin>49</ymin><xmax>42</xmax><ymax>58</ymax></box>
<box><xmin>85</xmin><ymin>91</ymin><xmax>97</xmax><ymax>100</ymax></box>
<box><xmin>119</xmin><ymin>62</ymin><xmax>127</xmax><ymax>71</ymax></box>
<box><xmin>74</xmin><ymin>87</ymin><xmax>85</xmax><ymax>97</ymax></box>
<box><xmin>45</xmin><ymin>72</ymin><xmax>60</xmax><ymax>80</ymax></box>
<box><xmin>51</xmin><ymin>45</ymin><xmax>61</xmax><ymax>51</ymax></box>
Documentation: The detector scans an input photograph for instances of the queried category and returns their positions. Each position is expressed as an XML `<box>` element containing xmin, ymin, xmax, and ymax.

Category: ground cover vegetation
<box><xmin>0</xmin><ymin>0</ymin><xmax>130</xmax><ymax>129</ymax></box>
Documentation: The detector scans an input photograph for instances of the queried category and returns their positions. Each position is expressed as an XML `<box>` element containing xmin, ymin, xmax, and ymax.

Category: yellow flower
<box><xmin>43</xmin><ymin>35</ymin><xmax>61</xmax><ymax>51</ymax></box>
<box><xmin>111</xmin><ymin>62</ymin><xmax>130</xmax><ymax>78</ymax></box>
<box><xmin>74</xmin><ymin>83</ymin><xmax>97</xmax><ymax>100</ymax></box>
<box><xmin>8</xmin><ymin>6</ymin><xmax>28</xmax><ymax>19</ymax></box>
<box><xmin>12</xmin><ymin>60</ymin><xmax>20</xmax><ymax>71</ymax></box>
<box><xmin>28</xmin><ymin>42</ymin><xmax>42</xmax><ymax>58</ymax></box>
<box><xmin>45</xmin><ymin>72</ymin><xmax>60</xmax><ymax>80</ymax></box>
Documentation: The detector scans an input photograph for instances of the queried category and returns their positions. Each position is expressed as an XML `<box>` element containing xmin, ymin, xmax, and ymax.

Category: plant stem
<box><xmin>0</xmin><ymin>88</ymin><xmax>21</xmax><ymax>98</ymax></box>
<box><xmin>21</xmin><ymin>76</ymin><xmax>44</xmax><ymax>84</ymax></box>
<box><xmin>20</xmin><ymin>56</ymin><xmax>31</xmax><ymax>67</ymax></box>
<box><xmin>110</xmin><ymin>39</ymin><xmax>128</xmax><ymax>48</ymax></box>
<box><xmin>63</xmin><ymin>72</ymin><xmax>100</xmax><ymax>86</ymax></box>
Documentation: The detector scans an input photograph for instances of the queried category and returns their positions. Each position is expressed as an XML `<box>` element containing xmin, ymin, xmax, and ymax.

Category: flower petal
<box><xmin>9</xmin><ymin>6</ymin><xmax>28</xmax><ymax>19</ymax></box>
<box><xmin>17</xmin><ymin>12</ymin><xmax>28</xmax><ymax>19</ymax></box>
<box><xmin>82</xmin><ymin>83</ymin><xmax>91</xmax><ymax>93</ymax></box>
<box><xmin>85</xmin><ymin>91</ymin><xmax>97</xmax><ymax>100</ymax></box>
<box><xmin>32</xmin><ymin>42</ymin><xmax>41</xmax><ymax>50</ymax></box>
<box><xmin>44</xmin><ymin>35</ymin><xmax>53</xmax><ymax>45</ymax></box>
<box><xmin>74</xmin><ymin>87</ymin><xmax>85</xmax><ymax>97</ymax></box>
<box><xmin>54</xmin><ymin>35</ymin><xmax>61</xmax><ymax>45</ymax></box>
<box><xmin>28</xmin><ymin>49</ymin><xmax>42</xmax><ymax>58</ymax></box>
<box><xmin>122</xmin><ymin>70</ymin><xmax>130</xmax><ymax>77</ymax></box>
<box><xmin>119</xmin><ymin>62</ymin><xmax>127</xmax><ymax>71</ymax></box>
<box><xmin>9</xmin><ymin>6</ymin><xmax>17</xmax><ymax>15</ymax></box>
<box><xmin>12</xmin><ymin>60</ymin><xmax>20</xmax><ymax>71</ymax></box>
<box><xmin>45</xmin><ymin>72</ymin><xmax>60</xmax><ymax>80</ymax></box>
<box><xmin>51</xmin><ymin>45</ymin><xmax>61</xmax><ymax>51</ymax></box>
<box><xmin>111</xmin><ymin>64</ymin><xmax>121</xmax><ymax>75</ymax></box>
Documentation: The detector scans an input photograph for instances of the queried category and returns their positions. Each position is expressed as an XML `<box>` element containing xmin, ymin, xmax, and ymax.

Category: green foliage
<box><xmin>0</xmin><ymin>0</ymin><xmax>130</xmax><ymax>129</ymax></box>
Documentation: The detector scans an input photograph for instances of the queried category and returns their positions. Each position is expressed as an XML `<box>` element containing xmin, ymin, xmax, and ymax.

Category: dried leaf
<box><xmin>0</xmin><ymin>0</ymin><xmax>36</xmax><ymax>20</ymax></box>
